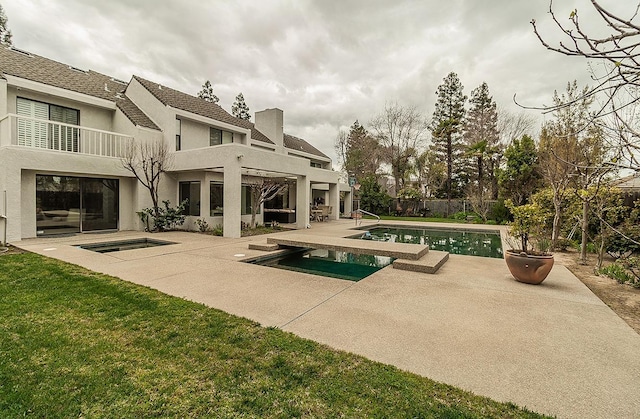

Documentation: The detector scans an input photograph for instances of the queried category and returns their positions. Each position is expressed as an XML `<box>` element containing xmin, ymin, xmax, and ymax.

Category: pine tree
<box><xmin>197</xmin><ymin>80</ymin><xmax>219</xmax><ymax>104</ymax></box>
<box><xmin>464</xmin><ymin>82</ymin><xmax>500</xmax><ymax>200</ymax></box>
<box><xmin>232</xmin><ymin>93</ymin><xmax>251</xmax><ymax>120</ymax></box>
<box><xmin>343</xmin><ymin>120</ymin><xmax>382</xmax><ymax>179</ymax></box>
<box><xmin>429</xmin><ymin>72</ymin><xmax>466</xmax><ymax>214</ymax></box>
<box><xmin>0</xmin><ymin>3</ymin><xmax>13</xmax><ymax>46</ymax></box>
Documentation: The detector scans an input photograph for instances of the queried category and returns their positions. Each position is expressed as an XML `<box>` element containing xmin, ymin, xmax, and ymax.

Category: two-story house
<box><xmin>0</xmin><ymin>46</ymin><xmax>350</xmax><ymax>243</ymax></box>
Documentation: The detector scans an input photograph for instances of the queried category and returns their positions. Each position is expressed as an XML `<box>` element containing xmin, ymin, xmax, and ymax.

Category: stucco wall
<box><xmin>7</xmin><ymin>87</ymin><xmax>115</xmax><ymax>132</ymax></box>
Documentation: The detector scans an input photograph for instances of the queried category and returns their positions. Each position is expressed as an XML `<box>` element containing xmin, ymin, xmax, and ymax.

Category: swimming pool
<box><xmin>247</xmin><ymin>248</ymin><xmax>394</xmax><ymax>281</ymax></box>
<box><xmin>354</xmin><ymin>225</ymin><xmax>503</xmax><ymax>258</ymax></box>
<box><xmin>78</xmin><ymin>238</ymin><xmax>176</xmax><ymax>253</ymax></box>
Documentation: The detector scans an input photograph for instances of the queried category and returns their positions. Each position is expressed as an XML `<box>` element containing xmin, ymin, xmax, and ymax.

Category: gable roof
<box><xmin>0</xmin><ymin>46</ymin><xmax>160</xmax><ymax>131</ymax></box>
<box><xmin>612</xmin><ymin>173</ymin><xmax>640</xmax><ymax>191</ymax></box>
<box><xmin>133</xmin><ymin>75</ymin><xmax>274</xmax><ymax>145</ymax></box>
<box><xmin>284</xmin><ymin>133</ymin><xmax>328</xmax><ymax>159</ymax></box>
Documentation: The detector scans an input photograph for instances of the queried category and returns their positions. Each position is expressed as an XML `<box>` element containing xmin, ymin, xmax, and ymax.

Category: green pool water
<box><xmin>248</xmin><ymin>248</ymin><xmax>394</xmax><ymax>281</ymax></box>
<box><xmin>356</xmin><ymin>226</ymin><xmax>503</xmax><ymax>258</ymax></box>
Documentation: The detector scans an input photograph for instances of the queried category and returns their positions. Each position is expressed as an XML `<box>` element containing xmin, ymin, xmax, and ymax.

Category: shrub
<box><xmin>138</xmin><ymin>200</ymin><xmax>187</xmax><ymax>232</ymax></box>
<box><xmin>599</xmin><ymin>263</ymin><xmax>633</xmax><ymax>285</ymax></box>
<box><xmin>195</xmin><ymin>218</ymin><xmax>210</xmax><ymax>233</ymax></box>
<box><xmin>211</xmin><ymin>224</ymin><xmax>223</xmax><ymax>236</ymax></box>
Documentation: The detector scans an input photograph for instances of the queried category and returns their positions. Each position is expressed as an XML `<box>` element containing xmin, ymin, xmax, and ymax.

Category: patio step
<box><xmin>393</xmin><ymin>251</ymin><xmax>449</xmax><ymax>274</ymax></box>
<box><xmin>248</xmin><ymin>242</ymin><xmax>280</xmax><ymax>251</ymax></box>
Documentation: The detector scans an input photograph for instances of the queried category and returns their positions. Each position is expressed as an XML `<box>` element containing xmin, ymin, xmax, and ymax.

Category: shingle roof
<box><xmin>612</xmin><ymin>173</ymin><xmax>640</xmax><ymax>190</ymax></box>
<box><xmin>133</xmin><ymin>75</ymin><xmax>274</xmax><ymax>145</ymax></box>
<box><xmin>284</xmin><ymin>133</ymin><xmax>329</xmax><ymax>159</ymax></box>
<box><xmin>115</xmin><ymin>96</ymin><xmax>161</xmax><ymax>131</ymax></box>
<box><xmin>0</xmin><ymin>46</ymin><xmax>160</xmax><ymax>131</ymax></box>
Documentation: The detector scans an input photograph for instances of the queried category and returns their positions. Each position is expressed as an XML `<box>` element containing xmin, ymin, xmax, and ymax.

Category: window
<box><xmin>210</xmin><ymin>183</ymin><xmax>223</xmax><ymax>216</ymax></box>
<box><xmin>179</xmin><ymin>181</ymin><xmax>200</xmax><ymax>216</ymax></box>
<box><xmin>210</xmin><ymin>127</ymin><xmax>233</xmax><ymax>146</ymax></box>
<box><xmin>310</xmin><ymin>161</ymin><xmax>323</xmax><ymax>168</ymax></box>
<box><xmin>241</xmin><ymin>185</ymin><xmax>259</xmax><ymax>215</ymax></box>
<box><xmin>175</xmin><ymin>118</ymin><xmax>181</xmax><ymax>151</ymax></box>
<box><xmin>17</xmin><ymin>97</ymin><xmax>79</xmax><ymax>151</ymax></box>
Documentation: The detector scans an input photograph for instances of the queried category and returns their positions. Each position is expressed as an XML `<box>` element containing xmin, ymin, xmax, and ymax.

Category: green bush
<box><xmin>599</xmin><ymin>263</ymin><xmax>632</xmax><ymax>285</ymax></box>
<box><xmin>138</xmin><ymin>200</ymin><xmax>188</xmax><ymax>232</ymax></box>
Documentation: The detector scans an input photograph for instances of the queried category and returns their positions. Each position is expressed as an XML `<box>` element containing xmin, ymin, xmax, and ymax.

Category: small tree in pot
<box><xmin>504</xmin><ymin>200</ymin><xmax>554</xmax><ymax>284</ymax></box>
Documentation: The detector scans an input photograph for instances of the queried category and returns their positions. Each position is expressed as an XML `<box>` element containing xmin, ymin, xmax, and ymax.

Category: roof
<box><xmin>0</xmin><ymin>47</ymin><xmax>328</xmax><ymax>156</ymax></box>
<box><xmin>0</xmin><ymin>46</ymin><xmax>160</xmax><ymax>131</ymax></box>
<box><xmin>284</xmin><ymin>133</ymin><xmax>328</xmax><ymax>159</ymax></box>
<box><xmin>133</xmin><ymin>75</ymin><xmax>273</xmax><ymax>145</ymax></box>
<box><xmin>612</xmin><ymin>173</ymin><xmax>640</xmax><ymax>191</ymax></box>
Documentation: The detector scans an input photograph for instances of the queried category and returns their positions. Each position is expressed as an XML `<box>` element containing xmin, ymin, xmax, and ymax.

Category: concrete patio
<box><xmin>14</xmin><ymin>219</ymin><xmax>640</xmax><ymax>419</ymax></box>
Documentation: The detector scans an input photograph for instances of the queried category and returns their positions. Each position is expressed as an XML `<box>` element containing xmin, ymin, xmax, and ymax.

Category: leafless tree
<box><xmin>247</xmin><ymin>177</ymin><xmax>288</xmax><ymax>228</ymax></box>
<box><xmin>497</xmin><ymin>107</ymin><xmax>538</xmax><ymax>144</ymax></box>
<box><xmin>369</xmin><ymin>103</ymin><xmax>428</xmax><ymax>197</ymax></box>
<box><xmin>530</xmin><ymin>0</ymin><xmax>640</xmax><ymax>171</ymax></box>
<box><xmin>121</xmin><ymin>139</ymin><xmax>173</xmax><ymax>220</ymax></box>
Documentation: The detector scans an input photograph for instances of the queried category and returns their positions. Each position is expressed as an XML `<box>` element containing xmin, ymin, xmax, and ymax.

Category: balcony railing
<box><xmin>0</xmin><ymin>114</ymin><xmax>133</xmax><ymax>158</ymax></box>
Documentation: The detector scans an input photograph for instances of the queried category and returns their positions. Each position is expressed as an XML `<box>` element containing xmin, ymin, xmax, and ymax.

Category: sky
<box><xmin>2</xmin><ymin>0</ymin><xmax>627</xmax><ymax>168</ymax></box>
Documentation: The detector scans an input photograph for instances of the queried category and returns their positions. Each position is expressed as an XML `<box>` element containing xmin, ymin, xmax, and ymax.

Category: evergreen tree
<box><xmin>430</xmin><ymin>72</ymin><xmax>466</xmax><ymax>214</ymax></box>
<box><xmin>342</xmin><ymin>120</ymin><xmax>382</xmax><ymax>180</ymax></box>
<box><xmin>232</xmin><ymin>93</ymin><xmax>251</xmax><ymax>120</ymax></box>
<box><xmin>0</xmin><ymin>3</ymin><xmax>13</xmax><ymax>46</ymax></box>
<box><xmin>464</xmin><ymin>82</ymin><xmax>501</xmax><ymax>200</ymax></box>
<box><xmin>197</xmin><ymin>80</ymin><xmax>219</xmax><ymax>104</ymax></box>
<box><xmin>498</xmin><ymin>134</ymin><xmax>541</xmax><ymax>206</ymax></box>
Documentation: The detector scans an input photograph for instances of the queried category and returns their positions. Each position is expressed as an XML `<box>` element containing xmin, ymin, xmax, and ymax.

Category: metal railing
<box><xmin>1</xmin><ymin>114</ymin><xmax>133</xmax><ymax>158</ymax></box>
<box><xmin>354</xmin><ymin>208</ymin><xmax>380</xmax><ymax>226</ymax></box>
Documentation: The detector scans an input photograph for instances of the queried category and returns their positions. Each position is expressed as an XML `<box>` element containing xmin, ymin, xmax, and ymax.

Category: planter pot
<box><xmin>504</xmin><ymin>250</ymin><xmax>554</xmax><ymax>285</ymax></box>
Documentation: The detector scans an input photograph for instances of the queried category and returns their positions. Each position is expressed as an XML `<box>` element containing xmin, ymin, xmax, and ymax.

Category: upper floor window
<box><xmin>310</xmin><ymin>161</ymin><xmax>323</xmax><ymax>168</ymax></box>
<box><xmin>17</xmin><ymin>97</ymin><xmax>80</xmax><ymax>151</ymax></box>
<box><xmin>175</xmin><ymin>118</ymin><xmax>182</xmax><ymax>151</ymax></box>
<box><xmin>210</xmin><ymin>127</ymin><xmax>233</xmax><ymax>146</ymax></box>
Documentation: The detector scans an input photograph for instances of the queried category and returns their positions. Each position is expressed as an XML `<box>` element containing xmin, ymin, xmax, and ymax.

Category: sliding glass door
<box><xmin>36</xmin><ymin>175</ymin><xmax>119</xmax><ymax>236</ymax></box>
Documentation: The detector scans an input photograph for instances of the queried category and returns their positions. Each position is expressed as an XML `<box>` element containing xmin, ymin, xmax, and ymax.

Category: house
<box><xmin>612</xmin><ymin>172</ymin><xmax>640</xmax><ymax>207</ymax></box>
<box><xmin>0</xmin><ymin>46</ymin><xmax>351</xmax><ymax>242</ymax></box>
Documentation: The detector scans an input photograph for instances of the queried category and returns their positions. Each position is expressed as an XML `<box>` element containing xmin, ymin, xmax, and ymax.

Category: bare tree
<box><xmin>247</xmin><ymin>177</ymin><xmax>287</xmax><ymax>228</ymax></box>
<box><xmin>122</xmin><ymin>139</ymin><xmax>173</xmax><ymax>222</ymax></box>
<box><xmin>369</xmin><ymin>103</ymin><xmax>428</xmax><ymax>201</ymax></box>
<box><xmin>531</xmin><ymin>1</ymin><xmax>640</xmax><ymax>171</ymax></box>
<box><xmin>498</xmin><ymin>107</ymin><xmax>538</xmax><ymax>144</ymax></box>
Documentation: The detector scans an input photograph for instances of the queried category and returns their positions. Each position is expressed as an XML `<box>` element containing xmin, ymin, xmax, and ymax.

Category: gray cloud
<box><xmin>3</xmin><ymin>0</ymin><xmax>610</xmax><ymax>166</ymax></box>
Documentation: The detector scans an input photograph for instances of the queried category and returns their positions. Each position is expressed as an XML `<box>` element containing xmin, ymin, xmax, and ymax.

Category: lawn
<box><xmin>0</xmin><ymin>252</ymin><xmax>547</xmax><ymax>418</ymax></box>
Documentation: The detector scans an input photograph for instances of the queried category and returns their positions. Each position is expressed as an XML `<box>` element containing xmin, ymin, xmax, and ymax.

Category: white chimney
<box><xmin>255</xmin><ymin>108</ymin><xmax>284</xmax><ymax>150</ymax></box>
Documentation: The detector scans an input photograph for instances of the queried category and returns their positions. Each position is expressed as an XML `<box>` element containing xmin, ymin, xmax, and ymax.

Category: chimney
<box><xmin>255</xmin><ymin>108</ymin><xmax>284</xmax><ymax>150</ymax></box>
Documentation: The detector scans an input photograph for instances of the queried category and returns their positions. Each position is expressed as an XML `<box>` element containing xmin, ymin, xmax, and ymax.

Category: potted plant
<box><xmin>504</xmin><ymin>200</ymin><xmax>554</xmax><ymax>284</ymax></box>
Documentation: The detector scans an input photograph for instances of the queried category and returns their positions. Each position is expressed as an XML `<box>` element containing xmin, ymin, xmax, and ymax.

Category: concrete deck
<box><xmin>13</xmin><ymin>219</ymin><xmax>640</xmax><ymax>419</ymax></box>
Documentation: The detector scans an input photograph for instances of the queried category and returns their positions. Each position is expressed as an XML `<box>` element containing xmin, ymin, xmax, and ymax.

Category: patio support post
<box><xmin>223</xmin><ymin>162</ymin><xmax>242</xmax><ymax>238</ymax></box>
<box><xmin>296</xmin><ymin>175</ymin><xmax>309</xmax><ymax>229</ymax></box>
<box><xmin>343</xmin><ymin>189</ymin><xmax>352</xmax><ymax>217</ymax></box>
<box><xmin>329</xmin><ymin>182</ymin><xmax>339</xmax><ymax>220</ymax></box>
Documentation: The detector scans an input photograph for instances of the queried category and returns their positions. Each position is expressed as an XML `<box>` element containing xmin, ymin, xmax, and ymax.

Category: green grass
<box><xmin>0</xmin><ymin>253</ymin><xmax>547</xmax><ymax>418</ymax></box>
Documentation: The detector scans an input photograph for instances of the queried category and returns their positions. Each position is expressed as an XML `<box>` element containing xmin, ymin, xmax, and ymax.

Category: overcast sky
<box><xmin>2</xmin><ymin>0</ymin><xmax>626</xmax><ymax>167</ymax></box>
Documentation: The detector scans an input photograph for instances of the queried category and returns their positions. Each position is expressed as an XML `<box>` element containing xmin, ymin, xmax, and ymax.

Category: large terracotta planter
<box><xmin>504</xmin><ymin>250</ymin><xmax>554</xmax><ymax>285</ymax></box>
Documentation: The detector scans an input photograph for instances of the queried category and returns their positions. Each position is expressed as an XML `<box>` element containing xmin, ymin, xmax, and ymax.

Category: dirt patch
<box><xmin>555</xmin><ymin>249</ymin><xmax>640</xmax><ymax>335</ymax></box>
<box><xmin>0</xmin><ymin>245</ymin><xmax>26</xmax><ymax>256</ymax></box>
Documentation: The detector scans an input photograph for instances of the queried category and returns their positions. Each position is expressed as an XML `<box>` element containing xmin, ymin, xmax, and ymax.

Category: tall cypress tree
<box><xmin>430</xmin><ymin>72</ymin><xmax>466</xmax><ymax>214</ymax></box>
<box><xmin>464</xmin><ymin>82</ymin><xmax>500</xmax><ymax>200</ymax></box>
<box><xmin>0</xmin><ymin>3</ymin><xmax>13</xmax><ymax>46</ymax></box>
<box><xmin>232</xmin><ymin>93</ymin><xmax>251</xmax><ymax>120</ymax></box>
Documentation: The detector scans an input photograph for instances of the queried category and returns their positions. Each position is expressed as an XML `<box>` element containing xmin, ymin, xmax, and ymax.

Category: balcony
<box><xmin>0</xmin><ymin>114</ymin><xmax>133</xmax><ymax>158</ymax></box>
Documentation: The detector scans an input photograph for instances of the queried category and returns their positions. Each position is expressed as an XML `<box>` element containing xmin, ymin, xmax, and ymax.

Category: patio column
<box><xmin>2</xmin><ymin>164</ymin><xmax>22</xmax><ymax>242</ymax></box>
<box><xmin>223</xmin><ymin>162</ymin><xmax>242</xmax><ymax>238</ymax></box>
<box><xmin>296</xmin><ymin>175</ymin><xmax>309</xmax><ymax>229</ymax></box>
<box><xmin>343</xmin><ymin>189</ymin><xmax>352</xmax><ymax>217</ymax></box>
<box><xmin>329</xmin><ymin>183</ymin><xmax>339</xmax><ymax>220</ymax></box>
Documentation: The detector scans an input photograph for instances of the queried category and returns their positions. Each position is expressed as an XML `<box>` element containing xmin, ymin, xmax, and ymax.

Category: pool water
<box><xmin>357</xmin><ymin>226</ymin><xmax>503</xmax><ymax>258</ymax></box>
<box><xmin>248</xmin><ymin>248</ymin><xmax>394</xmax><ymax>281</ymax></box>
<box><xmin>78</xmin><ymin>238</ymin><xmax>176</xmax><ymax>253</ymax></box>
